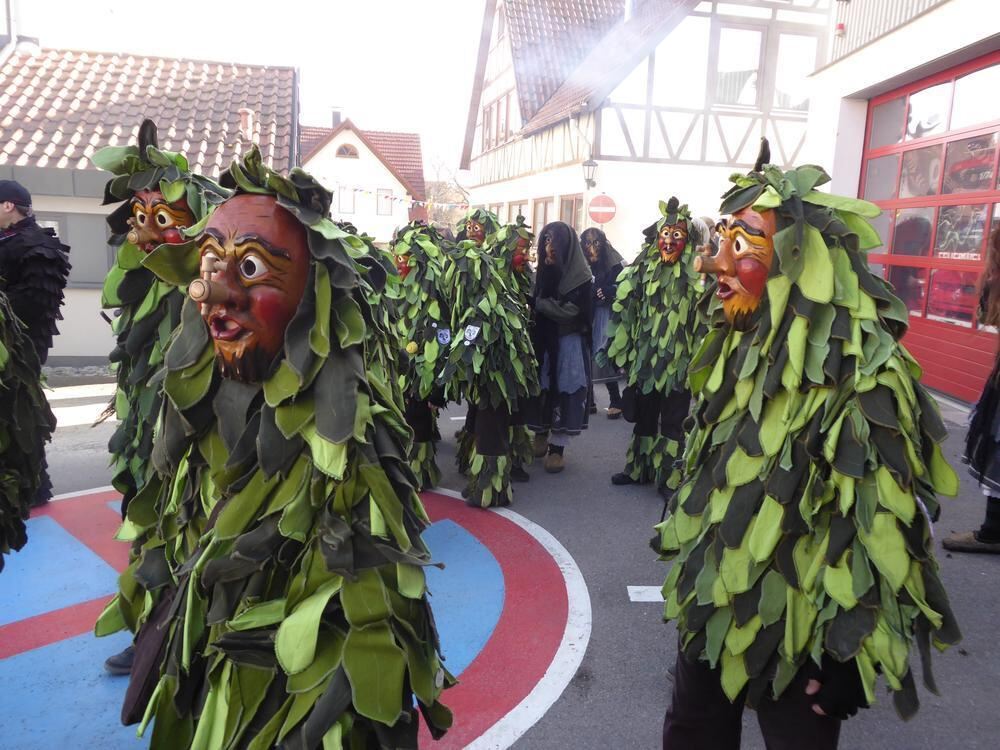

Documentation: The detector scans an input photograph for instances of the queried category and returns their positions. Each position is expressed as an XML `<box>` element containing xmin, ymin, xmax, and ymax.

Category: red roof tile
<box><xmin>299</xmin><ymin>125</ymin><xmax>333</xmax><ymax>161</ymax></box>
<box><xmin>0</xmin><ymin>48</ymin><xmax>296</xmax><ymax>176</ymax></box>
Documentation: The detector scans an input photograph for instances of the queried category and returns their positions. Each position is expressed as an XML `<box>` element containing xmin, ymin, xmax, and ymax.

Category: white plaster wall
<box><xmin>304</xmin><ymin>130</ymin><xmax>412</xmax><ymax>243</ymax></box>
<box><xmin>807</xmin><ymin>0</ymin><xmax>1000</xmax><ymax>195</ymax></box>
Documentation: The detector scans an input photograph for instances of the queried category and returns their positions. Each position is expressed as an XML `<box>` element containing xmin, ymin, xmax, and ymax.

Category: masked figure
<box><xmin>96</xmin><ymin>150</ymin><xmax>452</xmax><ymax>748</ymax></box>
<box><xmin>0</xmin><ymin>290</ymin><xmax>56</xmax><ymax>571</ymax></box>
<box><xmin>455</xmin><ymin>208</ymin><xmax>499</xmax><ymax>247</ymax></box>
<box><xmin>438</xmin><ymin>214</ymin><xmax>538</xmax><ymax>507</ymax></box>
<box><xmin>525</xmin><ymin>221</ymin><xmax>593</xmax><ymax>474</ymax></box>
<box><xmin>603</xmin><ymin>198</ymin><xmax>705</xmax><ymax>494</ymax></box>
<box><xmin>657</xmin><ymin>143</ymin><xmax>960</xmax><ymax>748</ymax></box>
<box><xmin>581</xmin><ymin>227</ymin><xmax>625</xmax><ymax>420</ymax></box>
<box><xmin>392</xmin><ymin>221</ymin><xmax>452</xmax><ymax>490</ymax></box>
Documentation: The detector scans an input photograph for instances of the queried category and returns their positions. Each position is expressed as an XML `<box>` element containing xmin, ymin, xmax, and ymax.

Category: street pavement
<box><xmin>43</xmin><ymin>383</ymin><xmax>1000</xmax><ymax>749</ymax></box>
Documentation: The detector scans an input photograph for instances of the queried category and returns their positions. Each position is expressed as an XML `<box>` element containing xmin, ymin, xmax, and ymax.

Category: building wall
<box><xmin>304</xmin><ymin>130</ymin><xmax>412</xmax><ymax>243</ymax></box>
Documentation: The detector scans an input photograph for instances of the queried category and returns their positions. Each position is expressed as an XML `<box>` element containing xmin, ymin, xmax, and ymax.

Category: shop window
<box><xmin>927</xmin><ymin>269</ymin><xmax>979</xmax><ymax>328</ymax></box>
<box><xmin>863</xmin><ymin>154</ymin><xmax>899</xmax><ymax>201</ymax></box>
<box><xmin>868</xmin><ymin>96</ymin><xmax>906</xmax><ymax>149</ymax></box>
<box><xmin>934</xmin><ymin>204</ymin><xmax>987</xmax><ymax>261</ymax></box>
<box><xmin>891</xmin><ymin>207</ymin><xmax>934</xmax><ymax>257</ymax></box>
<box><xmin>905</xmin><ymin>83</ymin><xmax>950</xmax><ymax>141</ymax></box>
<box><xmin>715</xmin><ymin>27</ymin><xmax>762</xmax><ymax>107</ymax></box>
<box><xmin>943</xmin><ymin>133</ymin><xmax>996</xmax><ymax>194</ymax></box>
<box><xmin>951</xmin><ymin>63</ymin><xmax>1000</xmax><ymax>131</ymax></box>
<box><xmin>899</xmin><ymin>145</ymin><xmax>942</xmax><ymax>198</ymax></box>
<box><xmin>887</xmin><ymin>266</ymin><xmax>927</xmax><ymax>318</ymax></box>
<box><xmin>868</xmin><ymin>211</ymin><xmax>891</xmax><ymax>252</ymax></box>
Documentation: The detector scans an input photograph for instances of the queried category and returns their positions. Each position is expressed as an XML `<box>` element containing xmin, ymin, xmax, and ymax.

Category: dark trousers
<box><xmin>624</xmin><ymin>386</ymin><xmax>691</xmax><ymax>441</ymax></box>
<box><xmin>663</xmin><ymin>649</ymin><xmax>841</xmax><ymax>750</ymax></box>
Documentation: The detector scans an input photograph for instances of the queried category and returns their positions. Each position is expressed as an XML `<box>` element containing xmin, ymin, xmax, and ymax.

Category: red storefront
<box><xmin>860</xmin><ymin>51</ymin><xmax>1000</xmax><ymax>403</ymax></box>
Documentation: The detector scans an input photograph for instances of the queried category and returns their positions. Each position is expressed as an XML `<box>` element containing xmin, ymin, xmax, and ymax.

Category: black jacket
<box><xmin>0</xmin><ymin>217</ymin><xmax>71</xmax><ymax>363</ymax></box>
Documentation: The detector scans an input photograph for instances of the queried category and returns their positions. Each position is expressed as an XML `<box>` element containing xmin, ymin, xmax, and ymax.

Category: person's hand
<box><xmin>804</xmin><ymin>655</ymin><xmax>869</xmax><ymax>720</ymax></box>
<box><xmin>596</xmin><ymin>288</ymin><xmax>605</xmax><ymax>301</ymax></box>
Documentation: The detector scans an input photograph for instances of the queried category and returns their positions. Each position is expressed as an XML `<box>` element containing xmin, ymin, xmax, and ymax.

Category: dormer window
<box><xmin>336</xmin><ymin>144</ymin><xmax>359</xmax><ymax>158</ymax></box>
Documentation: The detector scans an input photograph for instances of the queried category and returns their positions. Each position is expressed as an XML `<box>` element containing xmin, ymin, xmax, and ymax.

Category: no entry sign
<box><xmin>588</xmin><ymin>194</ymin><xmax>617</xmax><ymax>224</ymax></box>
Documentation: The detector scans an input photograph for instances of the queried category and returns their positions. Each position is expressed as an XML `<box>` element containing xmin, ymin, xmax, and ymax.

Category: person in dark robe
<box><xmin>526</xmin><ymin>221</ymin><xmax>593</xmax><ymax>473</ymax></box>
<box><xmin>581</xmin><ymin>227</ymin><xmax>625</xmax><ymax>419</ymax></box>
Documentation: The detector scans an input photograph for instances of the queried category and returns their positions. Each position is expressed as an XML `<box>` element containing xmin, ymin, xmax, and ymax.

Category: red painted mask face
<box><xmin>708</xmin><ymin>207</ymin><xmax>776</xmax><ymax>329</ymax></box>
<box><xmin>657</xmin><ymin>221</ymin><xmax>688</xmax><ymax>264</ymax></box>
<box><xmin>512</xmin><ymin>235</ymin><xmax>532</xmax><ymax>273</ymax></box>
<box><xmin>395</xmin><ymin>252</ymin><xmax>412</xmax><ymax>280</ymax></box>
<box><xmin>466</xmin><ymin>219</ymin><xmax>485</xmax><ymax>245</ymax></box>
<box><xmin>127</xmin><ymin>189</ymin><xmax>195</xmax><ymax>253</ymax></box>
<box><xmin>196</xmin><ymin>194</ymin><xmax>310</xmax><ymax>381</ymax></box>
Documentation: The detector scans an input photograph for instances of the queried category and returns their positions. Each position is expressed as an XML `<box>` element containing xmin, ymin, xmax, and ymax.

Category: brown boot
<box><xmin>606</xmin><ymin>407</ymin><xmax>622</xmax><ymax>420</ymax></box>
<box><xmin>533</xmin><ymin>432</ymin><xmax>548</xmax><ymax>458</ymax></box>
<box><xmin>942</xmin><ymin>530</ymin><xmax>1000</xmax><ymax>554</ymax></box>
<box><xmin>544</xmin><ymin>451</ymin><xmax>565</xmax><ymax>474</ymax></box>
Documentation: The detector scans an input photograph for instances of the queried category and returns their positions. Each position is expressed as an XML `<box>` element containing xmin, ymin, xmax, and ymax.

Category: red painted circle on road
<box><xmin>589</xmin><ymin>194</ymin><xmax>617</xmax><ymax>224</ymax></box>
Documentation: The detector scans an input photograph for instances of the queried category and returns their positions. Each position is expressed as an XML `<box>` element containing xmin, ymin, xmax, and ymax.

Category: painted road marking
<box><xmin>52</xmin><ymin>401</ymin><xmax>117</xmax><ymax>428</ymax></box>
<box><xmin>628</xmin><ymin>585</ymin><xmax>664</xmax><ymax>602</ymax></box>
<box><xmin>45</xmin><ymin>383</ymin><xmax>117</xmax><ymax>401</ymax></box>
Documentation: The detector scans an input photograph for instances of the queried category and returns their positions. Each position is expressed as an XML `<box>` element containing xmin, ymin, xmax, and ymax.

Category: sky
<box><xmin>20</xmin><ymin>0</ymin><xmax>488</xmax><ymax>179</ymax></box>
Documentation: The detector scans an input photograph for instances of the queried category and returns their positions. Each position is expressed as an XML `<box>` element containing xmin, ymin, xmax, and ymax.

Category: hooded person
<box><xmin>392</xmin><ymin>220</ymin><xmax>452</xmax><ymax>490</ymax></box>
<box><xmin>525</xmin><ymin>220</ymin><xmax>593</xmax><ymax>474</ymax></box>
<box><xmin>0</xmin><ymin>289</ymin><xmax>56</xmax><ymax>572</ymax></box>
<box><xmin>657</xmin><ymin>142</ymin><xmax>960</xmax><ymax>749</ymax></box>
<box><xmin>94</xmin><ymin>148</ymin><xmax>453</xmax><ymax>748</ymax></box>
<box><xmin>0</xmin><ymin>179</ymin><xmax>70</xmax><ymax>507</ymax></box>
<box><xmin>603</xmin><ymin>198</ymin><xmax>705</xmax><ymax>494</ymax></box>
<box><xmin>581</xmin><ymin>227</ymin><xmax>625</xmax><ymax>419</ymax></box>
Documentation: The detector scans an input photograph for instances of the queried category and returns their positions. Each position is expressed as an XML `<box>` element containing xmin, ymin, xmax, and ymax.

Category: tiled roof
<box><xmin>505</xmin><ymin>0</ymin><xmax>625</xmax><ymax>121</ymax></box>
<box><xmin>0</xmin><ymin>47</ymin><xmax>297</xmax><ymax>176</ymax></box>
<box><xmin>300</xmin><ymin>123</ymin><xmax>426</xmax><ymax>200</ymax></box>
<box><xmin>522</xmin><ymin>0</ymin><xmax>698</xmax><ymax>133</ymax></box>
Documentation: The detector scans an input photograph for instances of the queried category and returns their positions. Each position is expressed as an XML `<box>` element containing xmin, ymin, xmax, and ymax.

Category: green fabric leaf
<box><xmin>342</xmin><ymin>623</ymin><xmax>406</xmax><ymax>724</ymax></box>
<box><xmin>275</xmin><ymin>578</ymin><xmax>344</xmax><ymax>674</ymax></box>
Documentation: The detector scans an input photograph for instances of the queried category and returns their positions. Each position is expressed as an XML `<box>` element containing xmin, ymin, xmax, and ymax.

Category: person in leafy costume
<box><xmin>525</xmin><ymin>221</ymin><xmax>593</xmax><ymax>474</ymax></box>
<box><xmin>657</xmin><ymin>143</ymin><xmax>961</xmax><ymax>749</ymax></box>
<box><xmin>96</xmin><ymin>149</ymin><xmax>453</xmax><ymax>749</ymax></box>
<box><xmin>438</xmin><ymin>213</ymin><xmax>538</xmax><ymax>506</ymax></box>
<box><xmin>581</xmin><ymin>227</ymin><xmax>624</xmax><ymax>420</ymax></box>
<box><xmin>391</xmin><ymin>220</ymin><xmax>452</xmax><ymax>490</ymax></box>
<box><xmin>95</xmin><ymin>119</ymin><xmax>231</xmax><ymax>520</ymax></box>
<box><xmin>603</xmin><ymin>198</ymin><xmax>705</xmax><ymax>494</ymax></box>
<box><xmin>0</xmin><ymin>289</ymin><xmax>56</xmax><ymax>572</ymax></box>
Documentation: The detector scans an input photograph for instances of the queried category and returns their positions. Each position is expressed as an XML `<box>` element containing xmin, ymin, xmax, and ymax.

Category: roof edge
<box><xmin>460</xmin><ymin>0</ymin><xmax>498</xmax><ymax>170</ymax></box>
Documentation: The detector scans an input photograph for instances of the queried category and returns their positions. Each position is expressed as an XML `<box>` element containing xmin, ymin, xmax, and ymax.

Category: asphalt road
<box><xmin>47</xmin><ymin>387</ymin><xmax>1000</xmax><ymax>750</ymax></box>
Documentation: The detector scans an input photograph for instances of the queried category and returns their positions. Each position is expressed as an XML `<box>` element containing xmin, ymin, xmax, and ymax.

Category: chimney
<box><xmin>331</xmin><ymin>108</ymin><xmax>343</xmax><ymax>128</ymax></box>
<box><xmin>238</xmin><ymin>107</ymin><xmax>256</xmax><ymax>142</ymax></box>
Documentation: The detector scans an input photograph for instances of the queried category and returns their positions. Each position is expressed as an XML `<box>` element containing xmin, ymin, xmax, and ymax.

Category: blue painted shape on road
<box><xmin>0</xmin><ymin>630</ymin><xmax>140</xmax><ymax>749</ymax></box>
<box><xmin>424</xmin><ymin>519</ymin><xmax>504</xmax><ymax>677</ymax></box>
<box><xmin>0</xmin><ymin>517</ymin><xmax>117</xmax><ymax>626</ymax></box>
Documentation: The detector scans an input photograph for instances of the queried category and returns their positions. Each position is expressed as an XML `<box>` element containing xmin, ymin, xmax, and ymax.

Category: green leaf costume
<box><xmin>439</xmin><ymin>211</ymin><xmax>539</xmax><ymax>507</ymax></box>
<box><xmin>94</xmin><ymin>119</ymin><xmax>230</xmax><ymax>514</ymax></box>
<box><xmin>391</xmin><ymin>221</ymin><xmax>452</xmax><ymax>490</ymax></box>
<box><xmin>0</xmin><ymin>291</ymin><xmax>55</xmax><ymax>571</ymax></box>
<box><xmin>656</xmin><ymin>159</ymin><xmax>960</xmax><ymax>718</ymax></box>
<box><xmin>96</xmin><ymin>149</ymin><xmax>452</xmax><ymax>748</ymax></box>
<box><xmin>604</xmin><ymin>198</ymin><xmax>705</xmax><ymax>491</ymax></box>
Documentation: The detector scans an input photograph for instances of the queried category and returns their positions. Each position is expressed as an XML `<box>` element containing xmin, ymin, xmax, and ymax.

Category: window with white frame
<box><xmin>377</xmin><ymin>189</ymin><xmax>393</xmax><ymax>216</ymax></box>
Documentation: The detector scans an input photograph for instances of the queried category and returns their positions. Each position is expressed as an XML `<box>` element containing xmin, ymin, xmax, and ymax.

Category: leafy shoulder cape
<box><xmin>97</xmin><ymin>150</ymin><xmax>452</xmax><ymax>749</ymax></box>
<box><xmin>657</xmin><ymin>163</ymin><xmax>960</xmax><ymax>718</ymax></box>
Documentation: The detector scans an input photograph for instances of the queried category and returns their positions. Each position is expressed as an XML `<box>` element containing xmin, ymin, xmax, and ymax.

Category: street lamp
<box><xmin>582</xmin><ymin>159</ymin><xmax>598</xmax><ymax>189</ymax></box>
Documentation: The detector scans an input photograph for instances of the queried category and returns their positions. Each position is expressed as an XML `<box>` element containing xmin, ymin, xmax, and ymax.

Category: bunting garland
<box><xmin>340</xmin><ymin>185</ymin><xmax>473</xmax><ymax>211</ymax></box>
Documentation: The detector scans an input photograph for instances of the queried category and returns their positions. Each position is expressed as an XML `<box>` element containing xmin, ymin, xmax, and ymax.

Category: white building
<box><xmin>461</xmin><ymin>0</ymin><xmax>832</xmax><ymax>257</ymax></box>
<box><xmin>300</xmin><ymin>118</ymin><xmax>427</xmax><ymax>244</ymax></box>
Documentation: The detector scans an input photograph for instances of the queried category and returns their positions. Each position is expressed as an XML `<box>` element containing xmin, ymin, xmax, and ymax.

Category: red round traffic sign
<box><xmin>588</xmin><ymin>194</ymin><xmax>617</xmax><ymax>224</ymax></box>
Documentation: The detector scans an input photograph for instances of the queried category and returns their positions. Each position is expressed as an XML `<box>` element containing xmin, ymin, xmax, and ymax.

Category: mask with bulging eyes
<box><xmin>127</xmin><ymin>188</ymin><xmax>195</xmax><ymax>253</ymax></box>
<box><xmin>657</xmin><ymin>221</ymin><xmax>688</xmax><ymax>264</ymax></box>
<box><xmin>512</xmin><ymin>235</ymin><xmax>532</xmax><ymax>272</ymax></box>
<box><xmin>465</xmin><ymin>219</ymin><xmax>485</xmax><ymax>245</ymax></box>
<box><xmin>395</xmin><ymin>252</ymin><xmax>412</xmax><ymax>280</ymax></box>
<box><xmin>192</xmin><ymin>194</ymin><xmax>310</xmax><ymax>382</ymax></box>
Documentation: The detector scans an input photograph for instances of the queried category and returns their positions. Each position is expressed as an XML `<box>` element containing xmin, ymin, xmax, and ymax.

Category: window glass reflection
<box><xmin>888</xmin><ymin>266</ymin><xmax>927</xmax><ymax>317</ymax></box>
<box><xmin>773</xmin><ymin>34</ymin><xmax>817</xmax><ymax>111</ymax></box>
<box><xmin>943</xmin><ymin>133</ymin><xmax>997</xmax><ymax>194</ymax></box>
<box><xmin>927</xmin><ymin>269</ymin><xmax>978</xmax><ymax>328</ymax></box>
<box><xmin>863</xmin><ymin>154</ymin><xmax>899</xmax><ymax>201</ymax></box>
<box><xmin>951</xmin><ymin>64</ymin><xmax>1000</xmax><ymax>131</ymax></box>
<box><xmin>869</xmin><ymin>96</ymin><xmax>905</xmax><ymax>149</ymax></box>
<box><xmin>716</xmin><ymin>27</ymin><xmax>762</xmax><ymax>106</ymax></box>
<box><xmin>906</xmin><ymin>83</ymin><xmax>950</xmax><ymax>140</ymax></box>
<box><xmin>935</xmin><ymin>204</ymin><xmax>988</xmax><ymax>260</ymax></box>
<box><xmin>899</xmin><ymin>145</ymin><xmax>941</xmax><ymax>198</ymax></box>
<box><xmin>892</xmin><ymin>208</ymin><xmax>934</xmax><ymax>256</ymax></box>
<box><xmin>868</xmin><ymin>211</ymin><xmax>891</xmax><ymax>252</ymax></box>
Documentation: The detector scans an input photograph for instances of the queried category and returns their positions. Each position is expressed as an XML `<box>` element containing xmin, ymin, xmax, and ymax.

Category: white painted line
<box><xmin>432</xmin><ymin>487</ymin><xmax>592</xmax><ymax>750</ymax></box>
<box><xmin>46</xmin><ymin>382</ymin><xmax>117</xmax><ymax>401</ymax></box>
<box><xmin>449</xmin><ymin>416</ymin><xmax>466</xmax><ymax>421</ymax></box>
<box><xmin>931</xmin><ymin>392</ymin><xmax>970</xmax><ymax>417</ymax></box>
<box><xmin>52</xmin><ymin>402</ymin><xmax>118</xmax><ymax>428</ymax></box>
<box><xmin>628</xmin><ymin>585</ymin><xmax>664</xmax><ymax>603</ymax></box>
<box><xmin>52</xmin><ymin>485</ymin><xmax>117</xmax><ymax>501</ymax></box>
